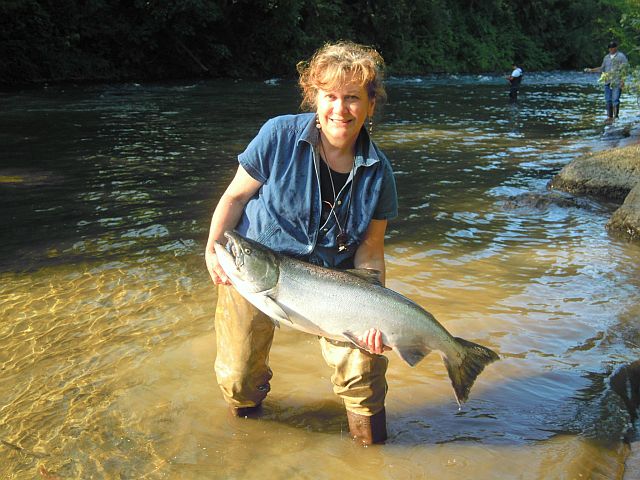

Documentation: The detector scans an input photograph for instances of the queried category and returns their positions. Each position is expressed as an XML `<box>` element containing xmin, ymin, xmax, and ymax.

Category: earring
<box><xmin>316</xmin><ymin>114</ymin><xmax>321</xmax><ymax>129</ymax></box>
<box><xmin>368</xmin><ymin>116</ymin><xmax>373</xmax><ymax>134</ymax></box>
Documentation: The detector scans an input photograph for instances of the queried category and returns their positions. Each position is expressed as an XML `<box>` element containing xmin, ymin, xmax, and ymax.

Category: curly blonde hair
<box><xmin>297</xmin><ymin>41</ymin><xmax>387</xmax><ymax>111</ymax></box>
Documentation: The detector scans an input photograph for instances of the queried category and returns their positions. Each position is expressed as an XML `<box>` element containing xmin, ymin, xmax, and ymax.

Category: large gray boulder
<box><xmin>608</xmin><ymin>182</ymin><xmax>640</xmax><ymax>238</ymax></box>
<box><xmin>549</xmin><ymin>144</ymin><xmax>640</xmax><ymax>201</ymax></box>
<box><xmin>549</xmin><ymin>144</ymin><xmax>640</xmax><ymax>239</ymax></box>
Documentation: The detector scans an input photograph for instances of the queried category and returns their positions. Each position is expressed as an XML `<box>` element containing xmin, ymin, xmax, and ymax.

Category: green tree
<box><xmin>0</xmin><ymin>0</ymin><xmax>635</xmax><ymax>85</ymax></box>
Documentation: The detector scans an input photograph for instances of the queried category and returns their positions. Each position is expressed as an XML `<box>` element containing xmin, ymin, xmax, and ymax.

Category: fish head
<box><xmin>215</xmin><ymin>231</ymin><xmax>280</xmax><ymax>293</ymax></box>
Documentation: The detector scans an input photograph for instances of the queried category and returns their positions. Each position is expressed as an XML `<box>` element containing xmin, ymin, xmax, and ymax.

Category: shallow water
<box><xmin>1</xmin><ymin>72</ymin><xmax>639</xmax><ymax>479</ymax></box>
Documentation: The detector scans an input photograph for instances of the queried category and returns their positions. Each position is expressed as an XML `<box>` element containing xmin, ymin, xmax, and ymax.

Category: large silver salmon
<box><xmin>214</xmin><ymin>231</ymin><xmax>499</xmax><ymax>405</ymax></box>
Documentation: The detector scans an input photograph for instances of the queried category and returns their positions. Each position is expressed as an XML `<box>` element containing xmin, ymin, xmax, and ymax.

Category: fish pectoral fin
<box><xmin>344</xmin><ymin>268</ymin><xmax>383</xmax><ymax>286</ymax></box>
<box><xmin>240</xmin><ymin>289</ymin><xmax>292</xmax><ymax>328</ymax></box>
<box><xmin>341</xmin><ymin>331</ymin><xmax>371</xmax><ymax>352</ymax></box>
<box><xmin>262</xmin><ymin>296</ymin><xmax>294</xmax><ymax>326</ymax></box>
<box><xmin>395</xmin><ymin>346</ymin><xmax>431</xmax><ymax>367</ymax></box>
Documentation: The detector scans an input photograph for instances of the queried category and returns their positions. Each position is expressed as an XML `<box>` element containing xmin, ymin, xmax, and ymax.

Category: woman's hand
<box><xmin>353</xmin><ymin>220</ymin><xmax>392</xmax><ymax>354</ymax></box>
<box><xmin>359</xmin><ymin>328</ymin><xmax>392</xmax><ymax>354</ymax></box>
<box><xmin>204</xmin><ymin>165</ymin><xmax>263</xmax><ymax>287</ymax></box>
<box><xmin>205</xmin><ymin>248</ymin><xmax>231</xmax><ymax>286</ymax></box>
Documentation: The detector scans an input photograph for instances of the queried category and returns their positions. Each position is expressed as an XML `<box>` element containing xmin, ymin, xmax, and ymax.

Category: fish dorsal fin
<box><xmin>345</xmin><ymin>268</ymin><xmax>383</xmax><ymax>286</ymax></box>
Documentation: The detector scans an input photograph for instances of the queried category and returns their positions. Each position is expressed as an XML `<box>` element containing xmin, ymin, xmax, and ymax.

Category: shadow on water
<box><xmin>610</xmin><ymin>361</ymin><xmax>640</xmax><ymax>425</ymax></box>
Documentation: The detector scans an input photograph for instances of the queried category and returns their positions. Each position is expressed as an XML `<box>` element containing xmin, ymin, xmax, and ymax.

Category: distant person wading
<box><xmin>584</xmin><ymin>41</ymin><xmax>629</xmax><ymax>124</ymax></box>
<box><xmin>506</xmin><ymin>63</ymin><xmax>523</xmax><ymax>104</ymax></box>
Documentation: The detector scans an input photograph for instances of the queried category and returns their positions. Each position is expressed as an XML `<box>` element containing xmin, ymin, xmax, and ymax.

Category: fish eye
<box><xmin>244</xmin><ymin>248</ymin><xmax>251</xmax><ymax>254</ymax></box>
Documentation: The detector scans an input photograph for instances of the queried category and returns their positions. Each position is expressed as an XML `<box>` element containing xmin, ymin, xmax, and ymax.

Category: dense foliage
<box><xmin>0</xmin><ymin>0</ymin><xmax>637</xmax><ymax>85</ymax></box>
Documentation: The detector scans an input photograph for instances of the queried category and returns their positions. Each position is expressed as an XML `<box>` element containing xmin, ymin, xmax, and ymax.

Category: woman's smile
<box><xmin>316</xmin><ymin>79</ymin><xmax>375</xmax><ymax>149</ymax></box>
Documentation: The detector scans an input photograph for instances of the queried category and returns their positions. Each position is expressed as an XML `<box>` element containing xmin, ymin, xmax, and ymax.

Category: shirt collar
<box><xmin>299</xmin><ymin>113</ymin><xmax>381</xmax><ymax>168</ymax></box>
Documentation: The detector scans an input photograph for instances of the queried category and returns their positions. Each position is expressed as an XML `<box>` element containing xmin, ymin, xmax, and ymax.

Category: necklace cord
<box><xmin>318</xmin><ymin>138</ymin><xmax>356</xmax><ymax>248</ymax></box>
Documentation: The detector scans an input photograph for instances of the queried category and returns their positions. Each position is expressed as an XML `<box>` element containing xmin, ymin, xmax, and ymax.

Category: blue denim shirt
<box><xmin>236</xmin><ymin>113</ymin><xmax>398</xmax><ymax>268</ymax></box>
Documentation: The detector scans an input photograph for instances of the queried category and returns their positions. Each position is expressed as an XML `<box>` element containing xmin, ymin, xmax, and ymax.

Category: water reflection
<box><xmin>1</xmin><ymin>74</ymin><xmax>639</xmax><ymax>479</ymax></box>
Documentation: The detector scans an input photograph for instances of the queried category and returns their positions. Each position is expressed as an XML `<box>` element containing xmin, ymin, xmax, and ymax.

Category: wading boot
<box><xmin>229</xmin><ymin>403</ymin><xmax>263</xmax><ymax>419</ymax></box>
<box><xmin>346</xmin><ymin>408</ymin><xmax>388</xmax><ymax>445</ymax></box>
<box><xmin>605</xmin><ymin>104</ymin><xmax>614</xmax><ymax>124</ymax></box>
<box><xmin>614</xmin><ymin>105</ymin><xmax>620</xmax><ymax>119</ymax></box>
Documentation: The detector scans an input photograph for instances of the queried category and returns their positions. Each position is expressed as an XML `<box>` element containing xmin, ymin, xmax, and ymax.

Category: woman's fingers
<box><xmin>205</xmin><ymin>250</ymin><xmax>231</xmax><ymax>285</ymax></box>
<box><xmin>373</xmin><ymin>328</ymin><xmax>383</xmax><ymax>353</ymax></box>
<box><xmin>213</xmin><ymin>264</ymin><xmax>230</xmax><ymax>285</ymax></box>
<box><xmin>359</xmin><ymin>328</ymin><xmax>391</xmax><ymax>354</ymax></box>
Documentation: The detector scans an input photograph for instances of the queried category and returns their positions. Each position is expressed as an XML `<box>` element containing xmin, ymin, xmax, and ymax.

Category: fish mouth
<box><xmin>224</xmin><ymin>231</ymin><xmax>244</xmax><ymax>268</ymax></box>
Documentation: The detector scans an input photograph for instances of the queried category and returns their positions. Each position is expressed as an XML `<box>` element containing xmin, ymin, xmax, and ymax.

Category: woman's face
<box><xmin>315</xmin><ymin>78</ymin><xmax>375</xmax><ymax>149</ymax></box>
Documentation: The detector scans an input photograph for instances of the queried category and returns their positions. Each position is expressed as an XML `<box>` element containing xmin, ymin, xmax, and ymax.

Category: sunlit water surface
<box><xmin>1</xmin><ymin>72</ymin><xmax>639</xmax><ymax>479</ymax></box>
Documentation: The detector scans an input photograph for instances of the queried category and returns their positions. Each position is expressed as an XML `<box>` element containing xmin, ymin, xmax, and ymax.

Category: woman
<box><xmin>204</xmin><ymin>41</ymin><xmax>398</xmax><ymax>445</ymax></box>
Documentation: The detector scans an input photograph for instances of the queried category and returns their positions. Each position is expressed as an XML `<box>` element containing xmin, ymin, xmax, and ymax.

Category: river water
<box><xmin>1</xmin><ymin>72</ymin><xmax>639</xmax><ymax>479</ymax></box>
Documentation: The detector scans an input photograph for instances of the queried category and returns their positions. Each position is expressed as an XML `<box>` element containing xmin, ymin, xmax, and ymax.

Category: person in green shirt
<box><xmin>584</xmin><ymin>41</ymin><xmax>629</xmax><ymax>123</ymax></box>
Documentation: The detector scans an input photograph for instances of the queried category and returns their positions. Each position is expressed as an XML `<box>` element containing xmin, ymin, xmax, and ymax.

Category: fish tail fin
<box><xmin>444</xmin><ymin>337</ymin><xmax>500</xmax><ymax>406</ymax></box>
